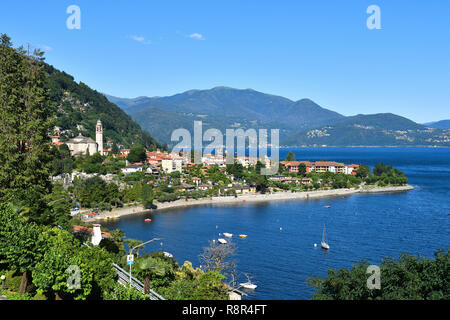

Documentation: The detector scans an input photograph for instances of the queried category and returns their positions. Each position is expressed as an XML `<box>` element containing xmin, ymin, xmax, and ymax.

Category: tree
<box><xmin>127</xmin><ymin>145</ymin><xmax>147</xmax><ymax>163</ymax></box>
<box><xmin>0</xmin><ymin>204</ymin><xmax>44</xmax><ymax>294</ymax></box>
<box><xmin>298</xmin><ymin>163</ymin><xmax>307</xmax><ymax>176</ymax></box>
<box><xmin>160</xmin><ymin>261</ymin><xmax>228</xmax><ymax>300</ymax></box>
<box><xmin>0</xmin><ymin>34</ymin><xmax>54</xmax><ymax>224</ymax></box>
<box><xmin>111</xmin><ymin>142</ymin><xmax>119</xmax><ymax>155</ymax></box>
<box><xmin>199</xmin><ymin>240</ymin><xmax>237</xmax><ymax>283</ymax></box>
<box><xmin>141</xmin><ymin>183</ymin><xmax>154</xmax><ymax>209</ymax></box>
<box><xmin>77</xmin><ymin>246</ymin><xmax>117</xmax><ymax>299</ymax></box>
<box><xmin>307</xmin><ymin>249</ymin><xmax>449</xmax><ymax>300</ymax></box>
<box><xmin>134</xmin><ymin>254</ymin><xmax>175</xmax><ymax>294</ymax></box>
<box><xmin>285</xmin><ymin>151</ymin><xmax>296</xmax><ymax>161</ymax></box>
<box><xmin>226</xmin><ymin>163</ymin><xmax>244</xmax><ymax>179</ymax></box>
<box><xmin>373</xmin><ymin>163</ymin><xmax>388</xmax><ymax>176</ymax></box>
<box><xmin>32</xmin><ymin>227</ymin><xmax>94</xmax><ymax>300</ymax></box>
<box><xmin>356</xmin><ymin>165</ymin><xmax>370</xmax><ymax>179</ymax></box>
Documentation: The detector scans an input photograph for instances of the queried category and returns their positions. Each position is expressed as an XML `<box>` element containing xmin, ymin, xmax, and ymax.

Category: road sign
<box><xmin>127</xmin><ymin>254</ymin><xmax>134</xmax><ymax>265</ymax></box>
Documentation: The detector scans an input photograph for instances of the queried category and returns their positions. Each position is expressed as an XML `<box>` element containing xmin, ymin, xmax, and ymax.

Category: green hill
<box><xmin>45</xmin><ymin>65</ymin><xmax>161</xmax><ymax>150</ymax></box>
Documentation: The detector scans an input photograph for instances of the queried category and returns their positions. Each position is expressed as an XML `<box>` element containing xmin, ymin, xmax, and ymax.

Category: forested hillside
<box><xmin>45</xmin><ymin>65</ymin><xmax>161</xmax><ymax>150</ymax></box>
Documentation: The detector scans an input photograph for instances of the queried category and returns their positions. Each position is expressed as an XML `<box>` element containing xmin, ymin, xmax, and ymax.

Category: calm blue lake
<box><xmin>104</xmin><ymin>147</ymin><xmax>450</xmax><ymax>299</ymax></box>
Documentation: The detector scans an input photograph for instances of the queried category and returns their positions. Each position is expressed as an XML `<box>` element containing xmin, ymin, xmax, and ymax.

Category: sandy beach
<box><xmin>83</xmin><ymin>185</ymin><xmax>414</xmax><ymax>223</ymax></box>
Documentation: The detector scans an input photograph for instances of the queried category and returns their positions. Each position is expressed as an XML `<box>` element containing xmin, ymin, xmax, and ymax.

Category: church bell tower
<box><xmin>96</xmin><ymin>119</ymin><xmax>104</xmax><ymax>155</ymax></box>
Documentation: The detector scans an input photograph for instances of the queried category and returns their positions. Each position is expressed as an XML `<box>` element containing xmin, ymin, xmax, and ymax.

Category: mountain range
<box><xmin>105</xmin><ymin>87</ymin><xmax>450</xmax><ymax>147</ymax></box>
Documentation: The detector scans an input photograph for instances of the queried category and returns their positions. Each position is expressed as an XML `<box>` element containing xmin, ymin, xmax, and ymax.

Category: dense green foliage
<box><xmin>0</xmin><ymin>204</ymin><xmax>117</xmax><ymax>300</ymax></box>
<box><xmin>127</xmin><ymin>145</ymin><xmax>147</xmax><ymax>163</ymax></box>
<box><xmin>308</xmin><ymin>249</ymin><xmax>449</xmax><ymax>300</ymax></box>
<box><xmin>365</xmin><ymin>163</ymin><xmax>408</xmax><ymax>186</ymax></box>
<box><xmin>158</xmin><ymin>261</ymin><xmax>228</xmax><ymax>300</ymax></box>
<box><xmin>0</xmin><ymin>34</ymin><xmax>54</xmax><ymax>224</ymax></box>
<box><xmin>73</xmin><ymin>176</ymin><xmax>120</xmax><ymax>209</ymax></box>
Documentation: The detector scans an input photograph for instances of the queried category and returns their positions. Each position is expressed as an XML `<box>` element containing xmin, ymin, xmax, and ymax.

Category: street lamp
<box><xmin>127</xmin><ymin>238</ymin><xmax>163</xmax><ymax>287</ymax></box>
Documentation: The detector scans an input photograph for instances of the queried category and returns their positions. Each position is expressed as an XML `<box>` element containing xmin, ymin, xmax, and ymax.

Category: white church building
<box><xmin>66</xmin><ymin>120</ymin><xmax>105</xmax><ymax>156</ymax></box>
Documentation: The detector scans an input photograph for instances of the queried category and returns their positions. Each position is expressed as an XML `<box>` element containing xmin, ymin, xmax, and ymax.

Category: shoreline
<box><xmin>83</xmin><ymin>185</ymin><xmax>414</xmax><ymax>223</ymax></box>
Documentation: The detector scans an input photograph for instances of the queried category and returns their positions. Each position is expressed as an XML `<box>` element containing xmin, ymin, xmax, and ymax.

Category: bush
<box><xmin>32</xmin><ymin>292</ymin><xmax>47</xmax><ymax>300</ymax></box>
<box><xmin>4</xmin><ymin>270</ymin><xmax>22</xmax><ymax>292</ymax></box>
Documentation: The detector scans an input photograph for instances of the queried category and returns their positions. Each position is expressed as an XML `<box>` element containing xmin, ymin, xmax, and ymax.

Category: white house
<box><xmin>121</xmin><ymin>163</ymin><xmax>143</xmax><ymax>174</ymax></box>
<box><xmin>162</xmin><ymin>159</ymin><xmax>183</xmax><ymax>173</ymax></box>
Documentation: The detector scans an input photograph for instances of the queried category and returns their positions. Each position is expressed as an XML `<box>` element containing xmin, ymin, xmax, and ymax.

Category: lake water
<box><xmin>104</xmin><ymin>147</ymin><xmax>450</xmax><ymax>299</ymax></box>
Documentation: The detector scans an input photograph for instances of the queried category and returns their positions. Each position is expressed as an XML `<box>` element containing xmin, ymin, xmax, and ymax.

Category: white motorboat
<box><xmin>163</xmin><ymin>252</ymin><xmax>173</xmax><ymax>258</ymax></box>
<box><xmin>239</xmin><ymin>282</ymin><xmax>257</xmax><ymax>290</ymax></box>
<box><xmin>218</xmin><ymin>238</ymin><xmax>227</xmax><ymax>244</ymax></box>
<box><xmin>223</xmin><ymin>232</ymin><xmax>233</xmax><ymax>238</ymax></box>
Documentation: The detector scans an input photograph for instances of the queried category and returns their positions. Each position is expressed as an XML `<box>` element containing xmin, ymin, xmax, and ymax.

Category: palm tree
<box><xmin>134</xmin><ymin>256</ymin><xmax>166</xmax><ymax>294</ymax></box>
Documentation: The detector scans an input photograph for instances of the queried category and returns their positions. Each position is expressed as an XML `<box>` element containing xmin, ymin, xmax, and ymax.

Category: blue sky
<box><xmin>1</xmin><ymin>0</ymin><xmax>449</xmax><ymax>123</ymax></box>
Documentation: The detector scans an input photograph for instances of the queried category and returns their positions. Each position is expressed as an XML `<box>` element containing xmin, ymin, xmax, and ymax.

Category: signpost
<box><xmin>127</xmin><ymin>238</ymin><xmax>162</xmax><ymax>290</ymax></box>
<box><xmin>127</xmin><ymin>254</ymin><xmax>134</xmax><ymax>285</ymax></box>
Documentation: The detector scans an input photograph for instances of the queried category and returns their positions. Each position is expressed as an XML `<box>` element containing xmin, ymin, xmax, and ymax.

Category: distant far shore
<box><xmin>83</xmin><ymin>185</ymin><xmax>414</xmax><ymax>223</ymax></box>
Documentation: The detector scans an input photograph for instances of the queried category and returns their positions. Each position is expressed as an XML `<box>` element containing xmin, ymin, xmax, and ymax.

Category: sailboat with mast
<box><xmin>321</xmin><ymin>224</ymin><xmax>330</xmax><ymax>250</ymax></box>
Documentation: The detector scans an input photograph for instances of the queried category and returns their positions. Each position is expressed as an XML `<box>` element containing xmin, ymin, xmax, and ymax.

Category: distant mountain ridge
<box><xmin>106</xmin><ymin>87</ymin><xmax>345</xmax><ymax>129</ymax></box>
<box><xmin>423</xmin><ymin>120</ymin><xmax>450</xmax><ymax>129</ymax></box>
<box><xmin>105</xmin><ymin>87</ymin><xmax>450</xmax><ymax>147</ymax></box>
<box><xmin>284</xmin><ymin>113</ymin><xmax>449</xmax><ymax>146</ymax></box>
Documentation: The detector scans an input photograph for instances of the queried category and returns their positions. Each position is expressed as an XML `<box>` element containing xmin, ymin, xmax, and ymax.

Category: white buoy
<box><xmin>314</xmin><ymin>243</ymin><xmax>317</xmax><ymax>247</ymax></box>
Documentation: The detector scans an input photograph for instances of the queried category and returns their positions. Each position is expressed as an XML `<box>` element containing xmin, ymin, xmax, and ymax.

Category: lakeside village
<box><xmin>50</xmin><ymin>120</ymin><xmax>409</xmax><ymax>223</ymax></box>
<box><xmin>1</xmin><ymin>36</ymin><xmax>442</xmax><ymax>302</ymax></box>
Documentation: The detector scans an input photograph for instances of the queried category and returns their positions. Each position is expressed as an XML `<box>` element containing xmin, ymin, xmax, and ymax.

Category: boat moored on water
<box><xmin>223</xmin><ymin>232</ymin><xmax>233</xmax><ymax>238</ymax></box>
<box><xmin>239</xmin><ymin>282</ymin><xmax>257</xmax><ymax>290</ymax></box>
<box><xmin>239</xmin><ymin>234</ymin><xmax>247</xmax><ymax>238</ymax></box>
<box><xmin>321</xmin><ymin>224</ymin><xmax>330</xmax><ymax>250</ymax></box>
<box><xmin>218</xmin><ymin>238</ymin><xmax>227</xmax><ymax>244</ymax></box>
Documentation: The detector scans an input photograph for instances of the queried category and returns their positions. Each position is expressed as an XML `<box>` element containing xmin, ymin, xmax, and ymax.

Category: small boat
<box><xmin>144</xmin><ymin>218</ymin><xmax>152</xmax><ymax>222</ymax></box>
<box><xmin>239</xmin><ymin>282</ymin><xmax>257</xmax><ymax>290</ymax></box>
<box><xmin>163</xmin><ymin>252</ymin><xmax>173</xmax><ymax>258</ymax></box>
<box><xmin>218</xmin><ymin>238</ymin><xmax>227</xmax><ymax>244</ymax></box>
<box><xmin>239</xmin><ymin>234</ymin><xmax>247</xmax><ymax>238</ymax></box>
<box><xmin>223</xmin><ymin>232</ymin><xmax>233</xmax><ymax>238</ymax></box>
<box><xmin>321</xmin><ymin>224</ymin><xmax>330</xmax><ymax>250</ymax></box>
<box><xmin>324</xmin><ymin>205</ymin><xmax>331</xmax><ymax>208</ymax></box>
